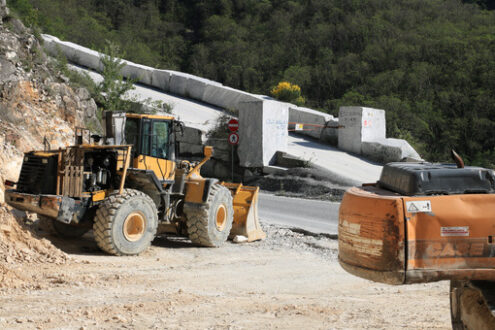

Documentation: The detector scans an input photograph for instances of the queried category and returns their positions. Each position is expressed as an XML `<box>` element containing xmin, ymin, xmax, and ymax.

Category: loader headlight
<box><xmin>102</xmin><ymin>157</ymin><xmax>110</xmax><ymax>167</ymax></box>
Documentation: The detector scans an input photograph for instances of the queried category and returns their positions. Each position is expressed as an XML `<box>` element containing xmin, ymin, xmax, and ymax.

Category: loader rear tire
<box><xmin>37</xmin><ymin>215</ymin><xmax>89</xmax><ymax>238</ymax></box>
<box><xmin>93</xmin><ymin>189</ymin><xmax>158</xmax><ymax>256</ymax></box>
<box><xmin>184</xmin><ymin>184</ymin><xmax>233</xmax><ymax>247</ymax></box>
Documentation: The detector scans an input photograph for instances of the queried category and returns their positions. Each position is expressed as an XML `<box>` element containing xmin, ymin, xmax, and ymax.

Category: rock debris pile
<box><xmin>0</xmin><ymin>207</ymin><xmax>68</xmax><ymax>288</ymax></box>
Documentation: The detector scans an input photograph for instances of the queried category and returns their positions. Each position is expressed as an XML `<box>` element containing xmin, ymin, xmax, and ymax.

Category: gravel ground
<box><xmin>246</xmin><ymin>168</ymin><xmax>349</xmax><ymax>201</ymax></box>
<box><xmin>0</xmin><ymin>218</ymin><xmax>450</xmax><ymax>329</ymax></box>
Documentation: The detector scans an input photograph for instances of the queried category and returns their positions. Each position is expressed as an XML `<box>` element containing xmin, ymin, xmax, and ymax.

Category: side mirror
<box><xmin>174</xmin><ymin>121</ymin><xmax>185</xmax><ymax>137</ymax></box>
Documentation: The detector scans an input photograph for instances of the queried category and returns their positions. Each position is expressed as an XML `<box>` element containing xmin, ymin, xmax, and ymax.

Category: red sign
<box><xmin>228</xmin><ymin>119</ymin><xmax>239</xmax><ymax>132</ymax></box>
<box><xmin>228</xmin><ymin>132</ymin><xmax>239</xmax><ymax>145</ymax></box>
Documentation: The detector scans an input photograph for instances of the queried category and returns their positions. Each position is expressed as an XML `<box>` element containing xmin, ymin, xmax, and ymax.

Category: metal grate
<box><xmin>17</xmin><ymin>156</ymin><xmax>48</xmax><ymax>194</ymax></box>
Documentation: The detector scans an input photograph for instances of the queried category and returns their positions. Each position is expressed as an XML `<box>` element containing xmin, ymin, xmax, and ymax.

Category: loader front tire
<box><xmin>184</xmin><ymin>184</ymin><xmax>234</xmax><ymax>247</ymax></box>
<box><xmin>93</xmin><ymin>189</ymin><xmax>158</xmax><ymax>256</ymax></box>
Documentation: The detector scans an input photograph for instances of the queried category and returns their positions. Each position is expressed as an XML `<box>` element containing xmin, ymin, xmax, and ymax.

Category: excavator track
<box><xmin>450</xmin><ymin>280</ymin><xmax>495</xmax><ymax>330</ymax></box>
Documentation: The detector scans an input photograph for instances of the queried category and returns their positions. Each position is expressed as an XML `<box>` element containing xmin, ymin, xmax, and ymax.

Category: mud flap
<box><xmin>221</xmin><ymin>182</ymin><xmax>266</xmax><ymax>242</ymax></box>
<box><xmin>56</xmin><ymin>196</ymin><xmax>76</xmax><ymax>224</ymax></box>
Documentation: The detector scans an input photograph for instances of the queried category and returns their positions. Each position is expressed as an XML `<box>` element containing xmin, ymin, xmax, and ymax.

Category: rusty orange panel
<box><xmin>404</xmin><ymin>194</ymin><xmax>495</xmax><ymax>273</ymax></box>
<box><xmin>338</xmin><ymin>186</ymin><xmax>406</xmax><ymax>284</ymax></box>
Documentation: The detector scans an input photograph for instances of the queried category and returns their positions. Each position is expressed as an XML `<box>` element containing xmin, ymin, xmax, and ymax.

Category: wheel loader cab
<box><xmin>122</xmin><ymin>113</ymin><xmax>176</xmax><ymax>181</ymax></box>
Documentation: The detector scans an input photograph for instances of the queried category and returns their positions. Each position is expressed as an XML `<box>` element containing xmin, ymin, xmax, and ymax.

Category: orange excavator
<box><xmin>338</xmin><ymin>151</ymin><xmax>495</xmax><ymax>329</ymax></box>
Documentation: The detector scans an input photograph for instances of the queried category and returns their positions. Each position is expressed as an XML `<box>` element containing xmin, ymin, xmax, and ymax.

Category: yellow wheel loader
<box><xmin>4</xmin><ymin>112</ymin><xmax>265</xmax><ymax>255</ymax></box>
<box><xmin>338</xmin><ymin>152</ymin><xmax>495</xmax><ymax>329</ymax></box>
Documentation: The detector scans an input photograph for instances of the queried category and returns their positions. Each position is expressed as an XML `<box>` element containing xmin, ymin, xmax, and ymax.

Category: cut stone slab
<box><xmin>275</xmin><ymin>151</ymin><xmax>307</xmax><ymax>168</ymax></box>
<box><xmin>202</xmin><ymin>85</ymin><xmax>261</xmax><ymax>111</ymax></box>
<box><xmin>207</xmin><ymin>139</ymin><xmax>232</xmax><ymax>162</ymax></box>
<box><xmin>289</xmin><ymin>106</ymin><xmax>334</xmax><ymax>139</ymax></box>
<box><xmin>186</xmin><ymin>76</ymin><xmax>221</xmax><ymax>101</ymax></box>
<box><xmin>151</xmin><ymin>70</ymin><xmax>171</xmax><ymax>92</ymax></box>
<box><xmin>361</xmin><ymin>138</ymin><xmax>423</xmax><ymax>164</ymax></box>
<box><xmin>338</xmin><ymin>106</ymin><xmax>386</xmax><ymax>154</ymax></box>
<box><xmin>169</xmin><ymin>71</ymin><xmax>194</xmax><ymax>96</ymax></box>
<box><xmin>263</xmin><ymin>165</ymin><xmax>289</xmax><ymax>175</ymax></box>
<box><xmin>238</xmin><ymin>100</ymin><xmax>288</xmax><ymax>167</ymax></box>
<box><xmin>121</xmin><ymin>62</ymin><xmax>153</xmax><ymax>86</ymax></box>
<box><xmin>178</xmin><ymin>142</ymin><xmax>204</xmax><ymax>156</ymax></box>
<box><xmin>176</xmin><ymin>126</ymin><xmax>204</xmax><ymax>145</ymax></box>
<box><xmin>321</xmin><ymin>118</ymin><xmax>340</xmax><ymax>146</ymax></box>
<box><xmin>41</xmin><ymin>35</ymin><xmax>103</xmax><ymax>71</ymax></box>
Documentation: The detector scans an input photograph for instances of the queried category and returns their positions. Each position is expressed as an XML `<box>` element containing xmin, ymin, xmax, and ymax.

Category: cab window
<box><xmin>124</xmin><ymin>118</ymin><xmax>139</xmax><ymax>151</ymax></box>
<box><xmin>142</xmin><ymin>120</ymin><xmax>151</xmax><ymax>156</ymax></box>
<box><xmin>151</xmin><ymin>121</ymin><xmax>169</xmax><ymax>159</ymax></box>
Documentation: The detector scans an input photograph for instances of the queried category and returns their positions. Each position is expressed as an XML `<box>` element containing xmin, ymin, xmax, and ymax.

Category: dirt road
<box><xmin>0</xmin><ymin>224</ymin><xmax>450</xmax><ymax>329</ymax></box>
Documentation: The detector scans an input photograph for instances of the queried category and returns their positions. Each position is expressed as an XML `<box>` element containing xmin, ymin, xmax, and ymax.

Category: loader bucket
<box><xmin>221</xmin><ymin>182</ymin><xmax>266</xmax><ymax>242</ymax></box>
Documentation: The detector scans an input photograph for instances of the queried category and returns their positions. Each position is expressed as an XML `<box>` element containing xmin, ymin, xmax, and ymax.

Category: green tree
<box><xmin>95</xmin><ymin>42</ymin><xmax>135</xmax><ymax>112</ymax></box>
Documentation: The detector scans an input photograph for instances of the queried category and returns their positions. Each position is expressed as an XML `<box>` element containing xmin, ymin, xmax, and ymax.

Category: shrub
<box><xmin>270</xmin><ymin>81</ymin><xmax>305</xmax><ymax>105</ymax></box>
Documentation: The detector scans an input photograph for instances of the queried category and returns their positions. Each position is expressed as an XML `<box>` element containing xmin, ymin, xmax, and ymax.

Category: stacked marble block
<box><xmin>288</xmin><ymin>106</ymin><xmax>339</xmax><ymax>145</ymax></box>
<box><xmin>41</xmin><ymin>35</ymin><xmax>420</xmax><ymax>166</ymax></box>
<box><xmin>41</xmin><ymin>34</ymin><xmax>288</xmax><ymax>168</ymax></box>
<box><xmin>338</xmin><ymin>106</ymin><xmax>421</xmax><ymax>163</ymax></box>
<box><xmin>238</xmin><ymin>99</ymin><xmax>288</xmax><ymax>167</ymax></box>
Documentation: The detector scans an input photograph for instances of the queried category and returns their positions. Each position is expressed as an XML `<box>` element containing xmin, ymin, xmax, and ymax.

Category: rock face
<box><xmin>0</xmin><ymin>0</ymin><xmax>9</xmax><ymax>21</ymax></box>
<box><xmin>0</xmin><ymin>12</ymin><xmax>99</xmax><ymax>203</ymax></box>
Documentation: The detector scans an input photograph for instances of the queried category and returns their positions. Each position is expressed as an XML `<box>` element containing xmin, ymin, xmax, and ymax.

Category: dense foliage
<box><xmin>7</xmin><ymin>0</ymin><xmax>495</xmax><ymax>165</ymax></box>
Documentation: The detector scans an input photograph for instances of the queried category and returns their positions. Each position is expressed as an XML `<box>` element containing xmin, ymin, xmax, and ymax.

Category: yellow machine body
<box><xmin>5</xmin><ymin>112</ymin><xmax>266</xmax><ymax>244</ymax></box>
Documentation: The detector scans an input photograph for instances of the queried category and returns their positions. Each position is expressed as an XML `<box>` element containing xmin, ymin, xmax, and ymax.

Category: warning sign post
<box><xmin>227</xmin><ymin>121</ymin><xmax>240</xmax><ymax>181</ymax></box>
<box><xmin>228</xmin><ymin>119</ymin><xmax>239</xmax><ymax>132</ymax></box>
<box><xmin>228</xmin><ymin>132</ymin><xmax>239</xmax><ymax>145</ymax></box>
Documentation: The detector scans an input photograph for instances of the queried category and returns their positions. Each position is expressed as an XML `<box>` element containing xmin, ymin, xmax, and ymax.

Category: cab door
<box><xmin>133</xmin><ymin>119</ymin><xmax>176</xmax><ymax>181</ymax></box>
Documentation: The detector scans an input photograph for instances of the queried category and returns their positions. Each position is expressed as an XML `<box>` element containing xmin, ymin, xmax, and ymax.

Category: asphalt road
<box><xmin>258</xmin><ymin>193</ymin><xmax>340</xmax><ymax>235</ymax></box>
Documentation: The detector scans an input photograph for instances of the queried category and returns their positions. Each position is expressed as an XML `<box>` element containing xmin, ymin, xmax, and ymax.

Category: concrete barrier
<box><xmin>362</xmin><ymin>138</ymin><xmax>422</xmax><ymax>163</ymax></box>
<box><xmin>289</xmin><ymin>106</ymin><xmax>335</xmax><ymax>139</ymax></box>
<box><xmin>238</xmin><ymin>99</ymin><xmax>288</xmax><ymax>167</ymax></box>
